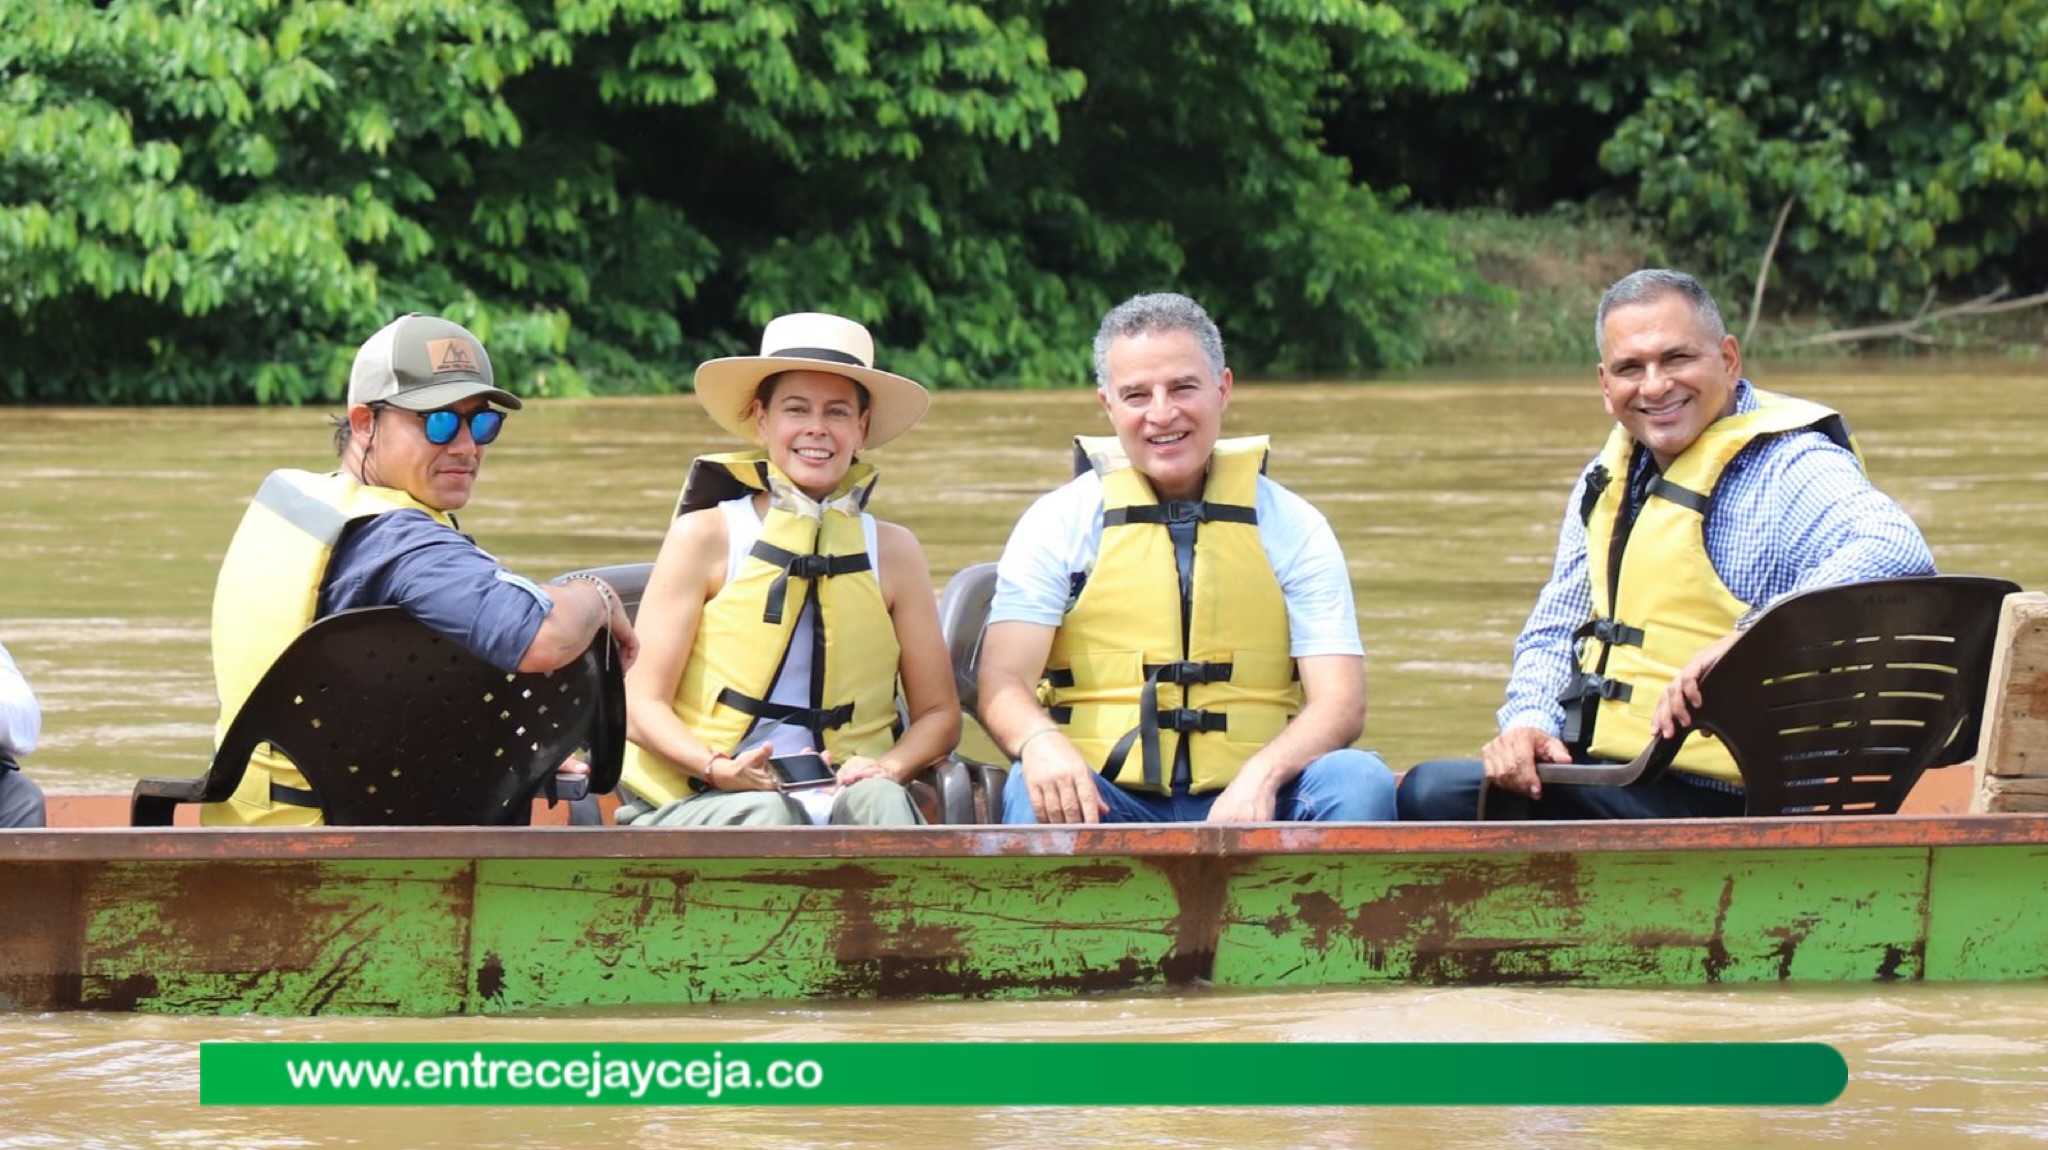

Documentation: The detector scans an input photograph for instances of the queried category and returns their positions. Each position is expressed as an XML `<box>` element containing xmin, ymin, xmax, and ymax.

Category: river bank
<box><xmin>1427</xmin><ymin>209</ymin><xmax>2048</xmax><ymax>367</ymax></box>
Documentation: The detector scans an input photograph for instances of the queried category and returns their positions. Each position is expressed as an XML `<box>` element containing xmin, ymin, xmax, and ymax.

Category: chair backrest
<box><xmin>209</xmin><ymin>607</ymin><xmax>625</xmax><ymax>825</ymax></box>
<box><xmin>1691</xmin><ymin>575</ymin><xmax>2019</xmax><ymax>815</ymax></box>
<box><xmin>938</xmin><ymin>562</ymin><xmax>1000</xmax><ymax>723</ymax></box>
<box><xmin>564</xmin><ymin>562</ymin><xmax>653</xmax><ymax>621</ymax></box>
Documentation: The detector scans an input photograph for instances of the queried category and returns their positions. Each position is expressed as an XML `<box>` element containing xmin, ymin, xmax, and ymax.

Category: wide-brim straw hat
<box><xmin>693</xmin><ymin>313</ymin><xmax>931</xmax><ymax>449</ymax></box>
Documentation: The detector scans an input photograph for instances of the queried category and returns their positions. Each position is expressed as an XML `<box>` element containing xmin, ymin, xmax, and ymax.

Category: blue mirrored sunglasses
<box><xmin>397</xmin><ymin>407</ymin><xmax>506</xmax><ymax>446</ymax></box>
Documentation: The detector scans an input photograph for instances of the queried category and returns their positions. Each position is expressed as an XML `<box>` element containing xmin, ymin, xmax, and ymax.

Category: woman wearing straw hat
<box><xmin>618</xmin><ymin>313</ymin><xmax>961</xmax><ymax>825</ymax></box>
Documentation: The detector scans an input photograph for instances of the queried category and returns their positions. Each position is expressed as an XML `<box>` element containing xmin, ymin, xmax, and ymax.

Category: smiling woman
<box><xmin>752</xmin><ymin>372</ymin><xmax>873</xmax><ymax>498</ymax></box>
<box><xmin>617</xmin><ymin>312</ymin><xmax>961</xmax><ymax>828</ymax></box>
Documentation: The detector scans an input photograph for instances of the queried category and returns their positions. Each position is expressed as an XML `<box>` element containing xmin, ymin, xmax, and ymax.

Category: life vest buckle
<box><xmin>1150</xmin><ymin>660</ymin><xmax>1234</xmax><ymax>685</ymax></box>
<box><xmin>1158</xmin><ymin>707</ymin><xmax>1227</xmax><ymax>733</ymax></box>
<box><xmin>786</xmin><ymin>553</ymin><xmax>834</xmax><ymax>579</ymax></box>
<box><xmin>1593</xmin><ymin>618</ymin><xmax>1646</xmax><ymax>647</ymax></box>
<box><xmin>1558</xmin><ymin>672</ymin><xmax>1633</xmax><ymax>705</ymax></box>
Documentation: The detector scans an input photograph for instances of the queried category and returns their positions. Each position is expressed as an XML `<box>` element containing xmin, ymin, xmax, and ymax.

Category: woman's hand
<box><xmin>708</xmin><ymin>743</ymin><xmax>778</xmax><ymax>792</ymax></box>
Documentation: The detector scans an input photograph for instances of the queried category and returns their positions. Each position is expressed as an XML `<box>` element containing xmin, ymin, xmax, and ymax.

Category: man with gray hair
<box><xmin>1399</xmin><ymin>269</ymin><xmax>1934</xmax><ymax>820</ymax></box>
<box><xmin>978</xmin><ymin>292</ymin><xmax>1398</xmax><ymax>824</ymax></box>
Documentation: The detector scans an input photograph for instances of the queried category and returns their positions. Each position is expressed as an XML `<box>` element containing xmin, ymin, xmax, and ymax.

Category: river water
<box><xmin>4</xmin><ymin>363</ymin><xmax>2047</xmax><ymax>1146</ymax></box>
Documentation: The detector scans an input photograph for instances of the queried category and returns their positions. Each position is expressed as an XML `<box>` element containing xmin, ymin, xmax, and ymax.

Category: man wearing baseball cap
<box><xmin>202</xmin><ymin>313</ymin><xmax>638</xmax><ymax>826</ymax></box>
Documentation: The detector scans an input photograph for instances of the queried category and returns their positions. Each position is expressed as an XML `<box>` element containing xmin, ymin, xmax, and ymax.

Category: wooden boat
<box><xmin>9</xmin><ymin>582</ymin><xmax>2046</xmax><ymax>1017</ymax></box>
<box><xmin>8</xmin><ymin>790</ymin><xmax>2048</xmax><ymax>1016</ymax></box>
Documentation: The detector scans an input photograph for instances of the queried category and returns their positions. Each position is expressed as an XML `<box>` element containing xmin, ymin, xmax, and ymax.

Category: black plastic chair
<box><xmin>939</xmin><ymin>561</ymin><xmax>998</xmax><ymax>720</ymax></box>
<box><xmin>1483</xmin><ymin>575</ymin><xmax>2021</xmax><ymax>818</ymax></box>
<box><xmin>566</xmin><ymin>562</ymin><xmax>652</xmax><ymax>620</ymax></box>
<box><xmin>935</xmin><ymin>562</ymin><xmax>1010</xmax><ymax>822</ymax></box>
<box><xmin>132</xmin><ymin>607</ymin><xmax>624</xmax><ymax>827</ymax></box>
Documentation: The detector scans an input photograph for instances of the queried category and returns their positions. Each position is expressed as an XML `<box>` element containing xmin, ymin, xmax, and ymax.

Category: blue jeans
<box><xmin>1396</xmin><ymin>757</ymin><xmax>1747</xmax><ymax>821</ymax></box>
<box><xmin>1001</xmin><ymin>748</ymin><xmax>1398</xmax><ymax>823</ymax></box>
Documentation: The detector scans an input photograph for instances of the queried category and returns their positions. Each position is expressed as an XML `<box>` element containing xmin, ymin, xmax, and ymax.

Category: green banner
<box><xmin>200</xmin><ymin>1042</ymin><xmax>1847</xmax><ymax>1107</ymax></box>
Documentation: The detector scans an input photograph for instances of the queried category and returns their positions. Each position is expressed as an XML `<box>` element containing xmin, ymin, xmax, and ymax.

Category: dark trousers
<box><xmin>0</xmin><ymin>764</ymin><xmax>46</xmax><ymax>828</ymax></box>
<box><xmin>1397</xmin><ymin>757</ymin><xmax>1746</xmax><ymax>821</ymax></box>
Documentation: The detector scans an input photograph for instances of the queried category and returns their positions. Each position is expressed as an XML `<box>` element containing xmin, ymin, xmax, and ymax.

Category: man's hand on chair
<box><xmin>1655</xmin><ymin>631</ymin><xmax>1742</xmax><ymax>737</ymax></box>
<box><xmin>1482</xmin><ymin>726</ymin><xmax>1572</xmax><ymax>799</ymax></box>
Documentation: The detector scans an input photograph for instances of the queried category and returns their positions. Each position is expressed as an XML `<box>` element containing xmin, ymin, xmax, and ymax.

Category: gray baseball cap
<box><xmin>347</xmin><ymin>314</ymin><xmax>523</xmax><ymax>411</ymax></box>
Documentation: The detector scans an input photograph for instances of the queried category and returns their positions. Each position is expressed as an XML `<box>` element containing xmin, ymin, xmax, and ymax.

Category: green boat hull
<box><xmin>6</xmin><ymin>819</ymin><xmax>2048</xmax><ymax>1015</ymax></box>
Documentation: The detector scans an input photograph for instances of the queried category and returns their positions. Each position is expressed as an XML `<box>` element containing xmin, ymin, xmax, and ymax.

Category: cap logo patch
<box><xmin>426</xmin><ymin>338</ymin><xmax>481</xmax><ymax>375</ymax></box>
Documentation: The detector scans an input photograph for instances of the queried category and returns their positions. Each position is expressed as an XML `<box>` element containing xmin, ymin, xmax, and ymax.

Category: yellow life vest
<box><xmin>204</xmin><ymin>469</ymin><xmax>456</xmax><ymax>826</ymax></box>
<box><xmin>619</xmin><ymin>451</ymin><xmax>902</xmax><ymax>806</ymax></box>
<box><xmin>1572</xmin><ymin>390</ymin><xmax>1860</xmax><ymax>784</ymax></box>
<box><xmin>1045</xmin><ymin>435</ymin><xmax>1304</xmax><ymax>794</ymax></box>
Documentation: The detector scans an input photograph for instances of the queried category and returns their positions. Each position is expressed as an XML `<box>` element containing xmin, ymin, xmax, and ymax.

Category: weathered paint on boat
<box><xmin>5</xmin><ymin>816</ymin><xmax>2048</xmax><ymax>1016</ymax></box>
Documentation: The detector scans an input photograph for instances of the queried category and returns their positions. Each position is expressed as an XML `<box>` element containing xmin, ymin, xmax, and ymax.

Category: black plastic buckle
<box><xmin>787</xmin><ymin>554</ymin><xmax>833</xmax><ymax>579</ymax></box>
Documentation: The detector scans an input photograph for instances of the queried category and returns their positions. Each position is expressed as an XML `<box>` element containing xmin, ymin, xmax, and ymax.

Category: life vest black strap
<box><xmin>1577</xmin><ymin>464</ymin><xmax>1612</xmax><ymax>527</ymax></box>
<box><xmin>1045</xmin><ymin>660</ymin><xmax>1239</xmax><ymax>691</ymax></box>
<box><xmin>0</xmin><ymin>751</ymin><xmax>18</xmax><ymax>773</ymax></box>
<box><xmin>270</xmin><ymin>781</ymin><xmax>321</xmax><ymax>808</ymax></box>
<box><xmin>1098</xmin><ymin>668</ymin><xmax>1230</xmax><ymax>789</ymax></box>
<box><xmin>748</xmin><ymin>541</ymin><xmax>872</xmax><ymax>625</ymax></box>
<box><xmin>714</xmin><ymin>687</ymin><xmax>856</xmax><ymax>734</ymax></box>
<box><xmin>1571</xmin><ymin>617</ymin><xmax>1646</xmax><ymax>649</ymax></box>
<box><xmin>1154</xmin><ymin>707</ymin><xmax>1230</xmax><ymax>734</ymax></box>
<box><xmin>1558</xmin><ymin>671</ymin><xmax>1634</xmax><ymax>706</ymax></box>
<box><xmin>1148</xmin><ymin>660</ymin><xmax>1235</xmax><ymax>685</ymax></box>
<box><xmin>1102</xmin><ymin>500</ymin><xmax>1257</xmax><ymax>528</ymax></box>
<box><xmin>1645</xmin><ymin>475</ymin><xmax>1710</xmax><ymax>515</ymax></box>
<box><xmin>1812</xmin><ymin>413</ymin><xmax>1856</xmax><ymax>456</ymax></box>
<box><xmin>1097</xmin><ymin>725</ymin><xmax>1145</xmax><ymax>787</ymax></box>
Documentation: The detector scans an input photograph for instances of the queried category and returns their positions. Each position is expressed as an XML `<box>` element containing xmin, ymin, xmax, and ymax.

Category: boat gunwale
<box><xmin>9</xmin><ymin>813</ymin><xmax>2048</xmax><ymax>863</ymax></box>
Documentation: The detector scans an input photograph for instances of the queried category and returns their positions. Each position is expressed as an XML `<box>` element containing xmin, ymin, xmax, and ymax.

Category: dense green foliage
<box><xmin>3</xmin><ymin>0</ymin><xmax>2044</xmax><ymax>403</ymax></box>
<box><xmin>0</xmin><ymin>0</ymin><xmax>1472</xmax><ymax>402</ymax></box>
<box><xmin>1350</xmin><ymin>0</ymin><xmax>2048</xmax><ymax>317</ymax></box>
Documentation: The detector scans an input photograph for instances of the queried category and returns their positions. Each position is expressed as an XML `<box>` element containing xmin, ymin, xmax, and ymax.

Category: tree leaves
<box><xmin>1373</xmin><ymin>0</ymin><xmax>2048</xmax><ymax>319</ymax></box>
<box><xmin>2</xmin><ymin>0</ymin><xmax>1480</xmax><ymax>402</ymax></box>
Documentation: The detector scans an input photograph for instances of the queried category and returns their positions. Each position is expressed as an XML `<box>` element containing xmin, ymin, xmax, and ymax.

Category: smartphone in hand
<box><xmin>770</xmin><ymin>752</ymin><xmax>835</xmax><ymax>790</ymax></box>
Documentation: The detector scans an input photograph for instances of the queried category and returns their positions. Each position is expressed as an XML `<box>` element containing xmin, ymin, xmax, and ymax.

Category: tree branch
<box><xmin>1743</xmin><ymin>195</ymin><xmax>1797</xmax><ymax>346</ymax></box>
<box><xmin>1790</xmin><ymin>286</ymin><xmax>2048</xmax><ymax>346</ymax></box>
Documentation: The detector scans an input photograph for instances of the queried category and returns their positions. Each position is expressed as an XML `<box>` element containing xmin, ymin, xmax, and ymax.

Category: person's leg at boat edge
<box><xmin>828</xmin><ymin>777</ymin><xmax>923</xmax><ymax>826</ymax></box>
<box><xmin>1001</xmin><ymin>765</ymin><xmax>1181</xmax><ymax>824</ymax></box>
<box><xmin>0</xmin><ymin>767</ymin><xmax>45</xmax><ymax>829</ymax></box>
<box><xmin>1396</xmin><ymin>758</ymin><xmax>1746</xmax><ymax>820</ymax></box>
<box><xmin>618</xmin><ymin>790</ymin><xmax>806</xmax><ymax>827</ymax></box>
<box><xmin>1396</xmin><ymin>758</ymin><xmax>1486</xmax><ymax>820</ymax></box>
<box><xmin>1277</xmin><ymin>748</ymin><xmax>1398</xmax><ymax>821</ymax></box>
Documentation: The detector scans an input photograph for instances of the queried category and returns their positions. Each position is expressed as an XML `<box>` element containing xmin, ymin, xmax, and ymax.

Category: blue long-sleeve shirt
<box><xmin>1499</xmin><ymin>380</ymin><xmax>1936</xmax><ymax>737</ymax></box>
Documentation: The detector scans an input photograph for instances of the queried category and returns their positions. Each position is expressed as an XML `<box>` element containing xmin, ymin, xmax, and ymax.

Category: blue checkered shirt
<box><xmin>1499</xmin><ymin>380</ymin><xmax>1937</xmax><ymax>737</ymax></box>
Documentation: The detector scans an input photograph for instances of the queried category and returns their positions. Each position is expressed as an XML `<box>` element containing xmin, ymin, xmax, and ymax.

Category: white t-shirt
<box><xmin>0</xmin><ymin>640</ymin><xmax>39</xmax><ymax>758</ymax></box>
<box><xmin>988</xmin><ymin>469</ymin><xmax>1364</xmax><ymax>658</ymax></box>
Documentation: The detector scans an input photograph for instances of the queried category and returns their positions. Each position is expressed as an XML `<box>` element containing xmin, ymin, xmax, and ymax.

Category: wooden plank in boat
<box><xmin>1975</xmin><ymin>592</ymin><xmax>2048</xmax><ymax>811</ymax></box>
